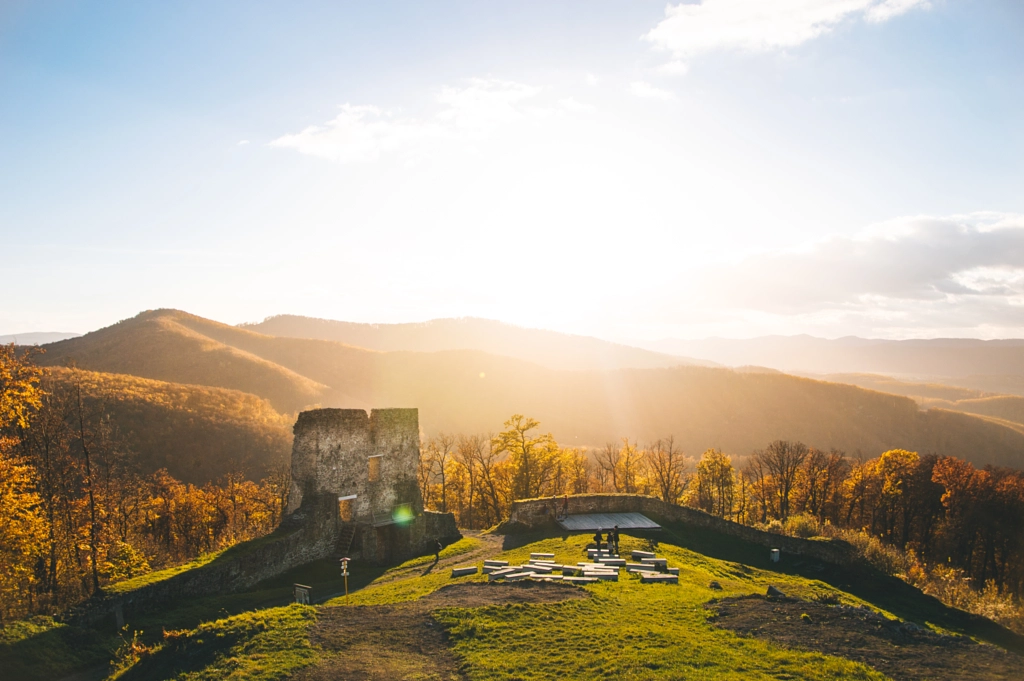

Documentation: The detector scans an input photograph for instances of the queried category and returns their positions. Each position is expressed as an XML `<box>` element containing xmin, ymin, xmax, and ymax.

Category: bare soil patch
<box><xmin>708</xmin><ymin>595</ymin><xmax>1024</xmax><ymax>681</ymax></box>
<box><xmin>291</xmin><ymin>582</ymin><xmax>587</xmax><ymax>680</ymax></box>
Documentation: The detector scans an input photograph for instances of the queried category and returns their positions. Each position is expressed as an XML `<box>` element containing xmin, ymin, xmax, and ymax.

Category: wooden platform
<box><xmin>556</xmin><ymin>512</ymin><xmax>661</xmax><ymax>532</ymax></box>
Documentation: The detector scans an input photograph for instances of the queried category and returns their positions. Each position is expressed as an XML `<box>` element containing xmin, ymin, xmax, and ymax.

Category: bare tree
<box><xmin>646</xmin><ymin>437</ymin><xmax>688</xmax><ymax>504</ymax></box>
<box><xmin>756</xmin><ymin>440</ymin><xmax>809</xmax><ymax>521</ymax></box>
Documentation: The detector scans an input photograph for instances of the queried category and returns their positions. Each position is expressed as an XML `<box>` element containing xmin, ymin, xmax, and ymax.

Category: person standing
<box><xmin>593</xmin><ymin>528</ymin><xmax>603</xmax><ymax>551</ymax></box>
<box><xmin>434</xmin><ymin>538</ymin><xmax>443</xmax><ymax>564</ymax></box>
<box><xmin>610</xmin><ymin>525</ymin><xmax>620</xmax><ymax>555</ymax></box>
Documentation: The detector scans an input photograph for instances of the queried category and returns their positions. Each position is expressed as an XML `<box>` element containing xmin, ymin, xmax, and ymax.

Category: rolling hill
<box><xmin>41</xmin><ymin>367</ymin><xmax>292</xmax><ymax>483</ymax></box>
<box><xmin>241</xmin><ymin>314</ymin><xmax>714</xmax><ymax>371</ymax></box>
<box><xmin>35</xmin><ymin>309</ymin><xmax>1024</xmax><ymax>470</ymax></box>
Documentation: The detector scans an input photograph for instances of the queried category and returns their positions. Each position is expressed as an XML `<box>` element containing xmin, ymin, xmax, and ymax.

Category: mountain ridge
<box><xmin>34</xmin><ymin>309</ymin><xmax>1024</xmax><ymax>471</ymax></box>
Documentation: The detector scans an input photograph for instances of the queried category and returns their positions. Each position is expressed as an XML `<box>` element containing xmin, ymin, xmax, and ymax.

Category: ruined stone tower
<box><xmin>286</xmin><ymin>408</ymin><xmax>459</xmax><ymax>563</ymax></box>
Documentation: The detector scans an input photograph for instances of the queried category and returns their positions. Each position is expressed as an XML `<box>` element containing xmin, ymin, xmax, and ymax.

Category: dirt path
<box><xmin>291</xmin><ymin>581</ymin><xmax>588</xmax><ymax>681</ymax></box>
<box><xmin>708</xmin><ymin>595</ymin><xmax>1024</xmax><ymax>681</ymax></box>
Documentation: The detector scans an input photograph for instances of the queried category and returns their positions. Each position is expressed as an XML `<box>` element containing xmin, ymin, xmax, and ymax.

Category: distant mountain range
<box><xmin>32</xmin><ymin>309</ymin><xmax>1024</xmax><ymax>473</ymax></box>
<box><xmin>241</xmin><ymin>315</ymin><xmax>715</xmax><ymax>372</ymax></box>
<box><xmin>0</xmin><ymin>331</ymin><xmax>79</xmax><ymax>345</ymax></box>
<box><xmin>642</xmin><ymin>336</ymin><xmax>1024</xmax><ymax>392</ymax></box>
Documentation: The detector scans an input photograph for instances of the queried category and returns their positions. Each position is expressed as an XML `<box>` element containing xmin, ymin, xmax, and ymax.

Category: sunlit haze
<box><xmin>3</xmin><ymin>1</ymin><xmax>1023</xmax><ymax>341</ymax></box>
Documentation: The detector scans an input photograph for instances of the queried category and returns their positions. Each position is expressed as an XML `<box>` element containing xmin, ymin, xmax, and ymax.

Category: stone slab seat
<box><xmin>631</xmin><ymin>550</ymin><xmax>656</xmax><ymax>560</ymax></box>
<box><xmin>641</xmin><ymin>558</ymin><xmax>668</xmax><ymax>567</ymax></box>
<box><xmin>583</xmin><ymin>571</ymin><xmax>619</xmax><ymax>581</ymax></box>
<box><xmin>640</xmin><ymin>573</ymin><xmax>678</xmax><ymax>584</ymax></box>
<box><xmin>523</xmin><ymin>564</ymin><xmax>554</xmax><ymax>573</ymax></box>
<box><xmin>564</xmin><ymin>576</ymin><xmax>599</xmax><ymax>584</ymax></box>
<box><xmin>487</xmin><ymin>567</ymin><xmax>520</xmax><ymax>581</ymax></box>
<box><xmin>598</xmin><ymin>558</ymin><xmax>626</xmax><ymax>566</ymax></box>
<box><xmin>504</xmin><ymin>572</ymin><xmax>532</xmax><ymax>581</ymax></box>
<box><xmin>667</xmin><ymin>567</ymin><xmax>680</xmax><ymax>576</ymax></box>
<box><xmin>530</xmin><ymin>552</ymin><xmax>556</xmax><ymax>559</ymax></box>
<box><xmin>484</xmin><ymin>560</ymin><xmax>509</xmax><ymax>567</ymax></box>
<box><xmin>451</xmin><ymin>565</ymin><xmax>478</xmax><ymax>578</ymax></box>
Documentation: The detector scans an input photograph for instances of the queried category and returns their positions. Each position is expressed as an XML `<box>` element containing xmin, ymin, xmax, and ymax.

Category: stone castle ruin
<box><xmin>71</xmin><ymin>407</ymin><xmax>458</xmax><ymax>626</ymax></box>
<box><xmin>286</xmin><ymin>408</ymin><xmax>459</xmax><ymax>563</ymax></box>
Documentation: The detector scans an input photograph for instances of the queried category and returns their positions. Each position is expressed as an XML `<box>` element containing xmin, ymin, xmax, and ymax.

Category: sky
<box><xmin>2</xmin><ymin>0</ymin><xmax>1023</xmax><ymax>341</ymax></box>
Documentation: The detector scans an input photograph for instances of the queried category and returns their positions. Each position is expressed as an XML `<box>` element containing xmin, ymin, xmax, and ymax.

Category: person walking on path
<box><xmin>433</xmin><ymin>538</ymin><xmax>443</xmax><ymax>564</ymax></box>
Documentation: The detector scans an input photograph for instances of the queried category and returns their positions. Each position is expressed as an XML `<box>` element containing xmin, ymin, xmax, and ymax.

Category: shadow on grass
<box><xmin>0</xmin><ymin>619</ymin><xmax>112</xmax><ymax>681</ymax></box>
<box><xmin>651</xmin><ymin>520</ymin><xmax>1024</xmax><ymax>654</ymax></box>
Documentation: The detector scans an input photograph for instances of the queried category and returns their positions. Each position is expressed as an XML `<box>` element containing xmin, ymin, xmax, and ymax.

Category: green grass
<box><xmin>0</xmin><ymin>616</ymin><xmax>114</xmax><ymax>681</ymax></box>
<box><xmin>106</xmin><ymin>550</ymin><xmax>229</xmax><ymax>595</ymax></box>
<box><xmin>12</xmin><ymin>528</ymin><xmax>1024</xmax><ymax>680</ymax></box>
<box><xmin>322</xmin><ymin>536</ymin><xmax>483</xmax><ymax>606</ymax></box>
<box><xmin>112</xmin><ymin>605</ymin><xmax>317</xmax><ymax>681</ymax></box>
<box><xmin>434</xmin><ymin>533</ymin><xmax>885</xmax><ymax>680</ymax></box>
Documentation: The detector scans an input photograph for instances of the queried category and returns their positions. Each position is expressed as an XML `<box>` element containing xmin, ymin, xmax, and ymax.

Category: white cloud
<box><xmin>629</xmin><ymin>80</ymin><xmax>677</xmax><ymax>101</ymax></box>
<box><xmin>645</xmin><ymin>0</ymin><xmax>930</xmax><ymax>68</ymax></box>
<box><xmin>237</xmin><ymin>140</ymin><xmax>250</xmax><ymax>146</ymax></box>
<box><xmin>658</xmin><ymin>60</ymin><xmax>691</xmax><ymax>76</ymax></box>
<box><xmin>682</xmin><ymin>213</ymin><xmax>1024</xmax><ymax>335</ymax></box>
<box><xmin>585</xmin><ymin>73</ymin><xmax>600</xmax><ymax>86</ymax></box>
<box><xmin>558</xmin><ymin>97</ymin><xmax>596</xmax><ymax>113</ymax></box>
<box><xmin>270</xmin><ymin>79</ymin><xmax>544</xmax><ymax>163</ymax></box>
<box><xmin>866</xmin><ymin>0</ymin><xmax>930</xmax><ymax>23</ymax></box>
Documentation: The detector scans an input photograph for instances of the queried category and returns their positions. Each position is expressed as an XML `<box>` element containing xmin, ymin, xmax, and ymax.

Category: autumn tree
<box><xmin>695</xmin><ymin>449</ymin><xmax>734</xmax><ymax>518</ymax></box>
<box><xmin>492</xmin><ymin>415</ymin><xmax>559</xmax><ymax>500</ymax></box>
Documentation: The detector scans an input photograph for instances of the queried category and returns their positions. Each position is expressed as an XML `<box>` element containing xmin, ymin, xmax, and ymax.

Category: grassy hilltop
<box><xmin>6</xmin><ymin>525</ymin><xmax>1021</xmax><ymax>681</ymax></box>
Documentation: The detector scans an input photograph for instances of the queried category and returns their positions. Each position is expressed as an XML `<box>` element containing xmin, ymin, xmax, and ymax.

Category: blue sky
<box><xmin>2</xmin><ymin>0</ymin><xmax>1023</xmax><ymax>340</ymax></box>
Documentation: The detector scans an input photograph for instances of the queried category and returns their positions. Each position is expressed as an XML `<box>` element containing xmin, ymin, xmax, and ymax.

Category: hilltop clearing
<box><xmin>35</xmin><ymin>309</ymin><xmax>1024</xmax><ymax>469</ymax></box>
<box><xmin>26</xmin><ymin>529</ymin><xmax>1020</xmax><ymax>681</ymax></box>
<box><xmin>241</xmin><ymin>314</ymin><xmax>714</xmax><ymax>371</ymax></box>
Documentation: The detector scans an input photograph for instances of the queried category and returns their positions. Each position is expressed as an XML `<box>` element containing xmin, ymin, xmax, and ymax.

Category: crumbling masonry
<box><xmin>286</xmin><ymin>408</ymin><xmax>460</xmax><ymax>563</ymax></box>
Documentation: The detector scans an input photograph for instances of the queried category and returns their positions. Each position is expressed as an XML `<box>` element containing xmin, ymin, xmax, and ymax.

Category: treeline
<box><xmin>0</xmin><ymin>347</ymin><xmax>286</xmax><ymax>623</ymax></box>
<box><xmin>420</xmin><ymin>415</ymin><xmax>1024</xmax><ymax>604</ymax></box>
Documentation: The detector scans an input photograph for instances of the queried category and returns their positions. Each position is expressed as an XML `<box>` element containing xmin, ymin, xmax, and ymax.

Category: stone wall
<box><xmin>69</xmin><ymin>494</ymin><xmax>340</xmax><ymax>628</ymax></box>
<box><xmin>69</xmin><ymin>407</ymin><xmax>458</xmax><ymax>628</ymax></box>
<box><xmin>506</xmin><ymin>494</ymin><xmax>856</xmax><ymax>566</ymax></box>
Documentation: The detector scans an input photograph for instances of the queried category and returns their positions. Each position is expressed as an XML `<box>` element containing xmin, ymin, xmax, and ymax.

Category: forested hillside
<box><xmin>37</xmin><ymin>310</ymin><xmax>1024</xmax><ymax>469</ymax></box>
<box><xmin>42</xmin><ymin>367</ymin><xmax>292</xmax><ymax>482</ymax></box>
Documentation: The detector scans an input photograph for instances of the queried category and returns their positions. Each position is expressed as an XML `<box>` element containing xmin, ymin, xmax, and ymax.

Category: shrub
<box><xmin>784</xmin><ymin>514</ymin><xmax>821</xmax><ymax>539</ymax></box>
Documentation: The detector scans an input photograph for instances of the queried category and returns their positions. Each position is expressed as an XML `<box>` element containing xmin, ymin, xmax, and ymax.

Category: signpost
<box><xmin>339</xmin><ymin>557</ymin><xmax>350</xmax><ymax>599</ymax></box>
